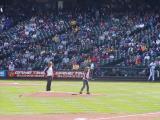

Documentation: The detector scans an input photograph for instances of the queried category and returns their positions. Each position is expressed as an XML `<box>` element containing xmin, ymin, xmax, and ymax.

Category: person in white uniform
<box><xmin>8</xmin><ymin>62</ymin><xmax>15</xmax><ymax>71</ymax></box>
<box><xmin>148</xmin><ymin>60</ymin><xmax>156</xmax><ymax>81</ymax></box>
<box><xmin>44</xmin><ymin>61</ymin><xmax>54</xmax><ymax>91</ymax></box>
<box><xmin>90</xmin><ymin>62</ymin><xmax>95</xmax><ymax>80</ymax></box>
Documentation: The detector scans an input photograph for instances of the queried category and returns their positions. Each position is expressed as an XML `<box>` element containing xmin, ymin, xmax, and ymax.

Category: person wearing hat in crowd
<box><xmin>79</xmin><ymin>67</ymin><xmax>91</xmax><ymax>94</ymax></box>
<box><xmin>44</xmin><ymin>61</ymin><xmax>54</xmax><ymax>91</ymax></box>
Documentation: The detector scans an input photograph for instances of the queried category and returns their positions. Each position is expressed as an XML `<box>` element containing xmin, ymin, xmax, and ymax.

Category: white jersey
<box><xmin>44</xmin><ymin>66</ymin><xmax>53</xmax><ymax>76</ymax></box>
<box><xmin>90</xmin><ymin>63</ymin><xmax>94</xmax><ymax>70</ymax></box>
<box><xmin>149</xmin><ymin>62</ymin><xmax>156</xmax><ymax>70</ymax></box>
<box><xmin>9</xmin><ymin>64</ymin><xmax>15</xmax><ymax>71</ymax></box>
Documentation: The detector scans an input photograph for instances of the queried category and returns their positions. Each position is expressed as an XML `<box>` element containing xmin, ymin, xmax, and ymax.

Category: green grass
<box><xmin>0</xmin><ymin>80</ymin><xmax>160</xmax><ymax>115</ymax></box>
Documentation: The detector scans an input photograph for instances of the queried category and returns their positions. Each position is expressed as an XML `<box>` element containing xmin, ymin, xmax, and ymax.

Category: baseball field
<box><xmin>0</xmin><ymin>80</ymin><xmax>160</xmax><ymax>120</ymax></box>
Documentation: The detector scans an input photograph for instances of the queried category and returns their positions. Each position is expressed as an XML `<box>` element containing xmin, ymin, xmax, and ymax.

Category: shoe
<box><xmin>87</xmin><ymin>92</ymin><xmax>90</xmax><ymax>94</ymax></box>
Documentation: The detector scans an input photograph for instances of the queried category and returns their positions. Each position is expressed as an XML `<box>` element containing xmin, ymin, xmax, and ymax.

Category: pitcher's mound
<box><xmin>21</xmin><ymin>91</ymin><xmax>103</xmax><ymax>97</ymax></box>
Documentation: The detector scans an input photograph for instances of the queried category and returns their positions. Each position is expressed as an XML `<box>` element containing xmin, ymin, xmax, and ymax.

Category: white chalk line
<box><xmin>74</xmin><ymin>118</ymin><xmax>88</xmax><ymax>120</ymax></box>
<box><xmin>89</xmin><ymin>112</ymin><xmax>160</xmax><ymax>120</ymax></box>
<box><xmin>0</xmin><ymin>82</ymin><xmax>43</xmax><ymax>86</ymax></box>
<box><xmin>0</xmin><ymin>82</ymin><xmax>82</xmax><ymax>87</ymax></box>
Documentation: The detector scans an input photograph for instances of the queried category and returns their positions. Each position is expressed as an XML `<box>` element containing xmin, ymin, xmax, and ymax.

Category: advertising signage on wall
<box><xmin>0</xmin><ymin>70</ymin><xmax>7</xmax><ymax>77</ymax></box>
<box><xmin>8</xmin><ymin>71</ymin><xmax>84</xmax><ymax>79</ymax></box>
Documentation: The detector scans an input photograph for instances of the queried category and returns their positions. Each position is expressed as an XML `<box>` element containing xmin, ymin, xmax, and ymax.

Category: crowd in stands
<box><xmin>0</xmin><ymin>0</ymin><xmax>160</xmax><ymax>71</ymax></box>
<box><xmin>0</xmin><ymin>2</ymin><xmax>31</xmax><ymax>34</ymax></box>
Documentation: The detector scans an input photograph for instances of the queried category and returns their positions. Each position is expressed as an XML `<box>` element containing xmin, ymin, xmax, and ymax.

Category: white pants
<box><xmin>148</xmin><ymin>69</ymin><xmax>155</xmax><ymax>81</ymax></box>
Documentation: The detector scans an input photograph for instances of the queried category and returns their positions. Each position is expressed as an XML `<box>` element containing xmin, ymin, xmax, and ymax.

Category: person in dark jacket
<box><xmin>79</xmin><ymin>67</ymin><xmax>91</xmax><ymax>94</ymax></box>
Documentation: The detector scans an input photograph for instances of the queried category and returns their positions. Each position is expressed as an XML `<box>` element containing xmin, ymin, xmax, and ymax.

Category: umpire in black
<box><xmin>44</xmin><ymin>61</ymin><xmax>54</xmax><ymax>91</ymax></box>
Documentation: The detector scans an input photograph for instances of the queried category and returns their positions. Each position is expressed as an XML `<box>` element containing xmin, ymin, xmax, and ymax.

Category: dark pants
<box><xmin>80</xmin><ymin>80</ymin><xmax>89</xmax><ymax>93</ymax></box>
<box><xmin>90</xmin><ymin>69</ymin><xmax>94</xmax><ymax>79</ymax></box>
<box><xmin>46</xmin><ymin>76</ymin><xmax>52</xmax><ymax>91</ymax></box>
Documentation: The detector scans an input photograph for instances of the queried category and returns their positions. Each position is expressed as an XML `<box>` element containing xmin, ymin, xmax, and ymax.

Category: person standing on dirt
<box><xmin>44</xmin><ymin>61</ymin><xmax>54</xmax><ymax>91</ymax></box>
<box><xmin>79</xmin><ymin>67</ymin><xmax>91</xmax><ymax>94</ymax></box>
